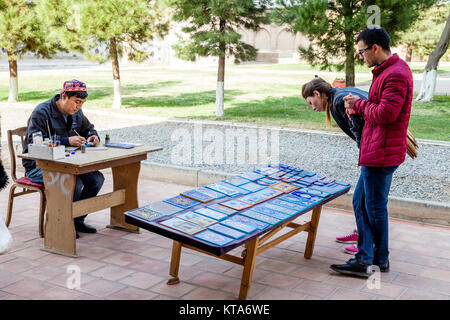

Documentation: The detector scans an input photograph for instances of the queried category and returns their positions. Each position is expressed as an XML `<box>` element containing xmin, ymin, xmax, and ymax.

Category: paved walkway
<box><xmin>0</xmin><ymin>173</ymin><xmax>449</xmax><ymax>300</ymax></box>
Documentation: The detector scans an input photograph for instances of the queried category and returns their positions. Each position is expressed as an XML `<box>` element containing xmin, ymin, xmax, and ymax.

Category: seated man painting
<box><xmin>22</xmin><ymin>79</ymin><xmax>104</xmax><ymax>238</ymax></box>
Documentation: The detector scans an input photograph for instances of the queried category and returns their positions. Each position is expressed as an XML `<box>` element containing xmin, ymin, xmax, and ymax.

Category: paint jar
<box><xmin>105</xmin><ymin>134</ymin><xmax>110</xmax><ymax>144</ymax></box>
<box><xmin>81</xmin><ymin>143</ymin><xmax>86</xmax><ymax>153</ymax></box>
<box><xmin>32</xmin><ymin>131</ymin><xmax>43</xmax><ymax>145</ymax></box>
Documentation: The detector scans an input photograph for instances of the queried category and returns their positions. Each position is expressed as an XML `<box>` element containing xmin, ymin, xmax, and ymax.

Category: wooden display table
<box><xmin>125</xmin><ymin>185</ymin><xmax>350</xmax><ymax>300</ymax></box>
<box><xmin>19</xmin><ymin>145</ymin><xmax>162</xmax><ymax>257</ymax></box>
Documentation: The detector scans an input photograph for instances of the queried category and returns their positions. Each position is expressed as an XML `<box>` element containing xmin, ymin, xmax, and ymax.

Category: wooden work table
<box><xmin>19</xmin><ymin>145</ymin><xmax>162</xmax><ymax>257</ymax></box>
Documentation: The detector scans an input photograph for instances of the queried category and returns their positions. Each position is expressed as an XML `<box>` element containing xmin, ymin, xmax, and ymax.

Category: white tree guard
<box><xmin>8</xmin><ymin>76</ymin><xmax>18</xmax><ymax>102</ymax></box>
<box><xmin>112</xmin><ymin>79</ymin><xmax>122</xmax><ymax>109</ymax></box>
<box><xmin>216</xmin><ymin>81</ymin><xmax>224</xmax><ymax>117</ymax></box>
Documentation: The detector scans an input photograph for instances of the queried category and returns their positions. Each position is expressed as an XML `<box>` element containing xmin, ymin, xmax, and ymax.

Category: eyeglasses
<box><xmin>359</xmin><ymin>44</ymin><xmax>373</xmax><ymax>56</ymax></box>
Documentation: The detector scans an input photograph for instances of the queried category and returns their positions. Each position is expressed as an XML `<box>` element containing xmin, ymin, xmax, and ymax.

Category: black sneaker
<box><xmin>374</xmin><ymin>260</ymin><xmax>390</xmax><ymax>273</ymax></box>
<box><xmin>330</xmin><ymin>258</ymin><xmax>371</xmax><ymax>278</ymax></box>
<box><xmin>74</xmin><ymin>222</ymin><xmax>97</xmax><ymax>234</ymax></box>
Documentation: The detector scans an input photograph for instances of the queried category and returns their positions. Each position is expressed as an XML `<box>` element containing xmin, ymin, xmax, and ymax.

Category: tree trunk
<box><xmin>416</xmin><ymin>14</ymin><xmax>450</xmax><ymax>102</ymax></box>
<box><xmin>405</xmin><ymin>45</ymin><xmax>413</xmax><ymax>63</ymax></box>
<box><xmin>7</xmin><ymin>52</ymin><xmax>18</xmax><ymax>103</ymax></box>
<box><xmin>216</xmin><ymin>20</ymin><xmax>226</xmax><ymax>117</ymax></box>
<box><xmin>344</xmin><ymin>4</ymin><xmax>355</xmax><ymax>87</ymax></box>
<box><xmin>110</xmin><ymin>37</ymin><xmax>122</xmax><ymax>109</ymax></box>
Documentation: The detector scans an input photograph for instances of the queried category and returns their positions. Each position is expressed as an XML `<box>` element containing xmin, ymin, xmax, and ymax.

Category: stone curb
<box><xmin>139</xmin><ymin>161</ymin><xmax>450</xmax><ymax>227</ymax></box>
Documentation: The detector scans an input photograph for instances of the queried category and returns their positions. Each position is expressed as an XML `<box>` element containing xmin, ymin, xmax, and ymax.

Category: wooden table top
<box><xmin>19</xmin><ymin>145</ymin><xmax>163</xmax><ymax>174</ymax></box>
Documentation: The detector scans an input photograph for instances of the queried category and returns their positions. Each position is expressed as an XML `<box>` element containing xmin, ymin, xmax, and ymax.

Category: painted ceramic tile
<box><xmin>126</xmin><ymin>207</ymin><xmax>164</xmax><ymax>222</ymax></box>
<box><xmin>262</xmin><ymin>203</ymin><xmax>298</xmax><ymax>216</ymax></box>
<box><xmin>253</xmin><ymin>188</ymin><xmax>283</xmax><ymax>199</ymax></box>
<box><xmin>205</xmin><ymin>183</ymin><xmax>240</xmax><ymax>197</ymax></box>
<box><xmin>218</xmin><ymin>181</ymin><xmax>251</xmax><ymax>195</ymax></box>
<box><xmin>223</xmin><ymin>176</ymin><xmax>251</xmax><ymax>186</ymax></box>
<box><xmin>160</xmin><ymin>217</ymin><xmax>205</xmax><ymax>235</ymax></box>
<box><xmin>239</xmin><ymin>182</ymin><xmax>266</xmax><ymax>192</ymax></box>
<box><xmin>239</xmin><ymin>172</ymin><xmax>265</xmax><ymax>181</ymax></box>
<box><xmin>268</xmin><ymin>198</ymin><xmax>306</xmax><ymax>212</ymax></box>
<box><xmin>194</xmin><ymin>207</ymin><xmax>227</xmax><ymax>221</ymax></box>
<box><xmin>196</xmin><ymin>187</ymin><xmax>226</xmax><ymax>199</ymax></box>
<box><xmin>228</xmin><ymin>214</ymin><xmax>269</xmax><ymax>230</ymax></box>
<box><xmin>144</xmin><ymin>201</ymin><xmax>183</xmax><ymax>215</ymax></box>
<box><xmin>237</xmin><ymin>193</ymin><xmax>267</xmax><ymax>205</ymax></box>
<box><xmin>280</xmin><ymin>193</ymin><xmax>318</xmax><ymax>207</ymax></box>
<box><xmin>194</xmin><ymin>230</ymin><xmax>234</xmax><ymax>246</ymax></box>
<box><xmin>163</xmin><ymin>195</ymin><xmax>201</xmax><ymax>209</ymax></box>
<box><xmin>240</xmin><ymin>210</ymin><xmax>281</xmax><ymax>225</ymax></box>
<box><xmin>207</xmin><ymin>203</ymin><xmax>238</xmax><ymax>215</ymax></box>
<box><xmin>181</xmin><ymin>189</ymin><xmax>215</xmax><ymax>203</ymax></box>
<box><xmin>251</xmin><ymin>205</ymin><xmax>290</xmax><ymax>220</ymax></box>
<box><xmin>296</xmin><ymin>188</ymin><xmax>331</xmax><ymax>198</ymax></box>
<box><xmin>269</xmin><ymin>181</ymin><xmax>299</xmax><ymax>193</ymax></box>
<box><xmin>220</xmin><ymin>199</ymin><xmax>253</xmax><ymax>211</ymax></box>
<box><xmin>177</xmin><ymin>211</ymin><xmax>217</xmax><ymax>228</ymax></box>
<box><xmin>208</xmin><ymin>223</ymin><xmax>246</xmax><ymax>239</ymax></box>
<box><xmin>220</xmin><ymin>219</ymin><xmax>256</xmax><ymax>233</ymax></box>
<box><xmin>255</xmin><ymin>177</ymin><xmax>279</xmax><ymax>186</ymax></box>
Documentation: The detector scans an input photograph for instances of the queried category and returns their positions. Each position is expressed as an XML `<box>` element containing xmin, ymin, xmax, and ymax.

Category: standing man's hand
<box><xmin>343</xmin><ymin>93</ymin><xmax>359</xmax><ymax>111</ymax></box>
<box><xmin>69</xmin><ymin>136</ymin><xmax>87</xmax><ymax>147</ymax></box>
<box><xmin>87</xmin><ymin>135</ymin><xmax>99</xmax><ymax>147</ymax></box>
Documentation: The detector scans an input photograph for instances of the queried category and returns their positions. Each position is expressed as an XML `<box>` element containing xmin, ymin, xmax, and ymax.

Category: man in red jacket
<box><xmin>330</xmin><ymin>27</ymin><xmax>413</xmax><ymax>277</ymax></box>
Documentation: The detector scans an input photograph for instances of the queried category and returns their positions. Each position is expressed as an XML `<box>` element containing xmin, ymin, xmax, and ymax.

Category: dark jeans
<box><xmin>353</xmin><ymin>165</ymin><xmax>398</xmax><ymax>265</ymax></box>
<box><xmin>26</xmin><ymin>168</ymin><xmax>105</xmax><ymax>223</ymax></box>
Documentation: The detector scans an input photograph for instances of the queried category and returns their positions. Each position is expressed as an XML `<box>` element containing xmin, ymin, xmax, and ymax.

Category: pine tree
<box><xmin>0</xmin><ymin>0</ymin><xmax>58</xmax><ymax>102</ymax></box>
<box><xmin>40</xmin><ymin>0</ymin><xmax>169</xmax><ymax>109</ymax></box>
<box><xmin>168</xmin><ymin>0</ymin><xmax>270</xmax><ymax>117</ymax></box>
<box><xmin>271</xmin><ymin>0</ymin><xmax>437</xmax><ymax>87</ymax></box>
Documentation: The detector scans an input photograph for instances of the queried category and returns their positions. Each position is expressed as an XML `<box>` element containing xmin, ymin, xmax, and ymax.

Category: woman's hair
<box><xmin>301</xmin><ymin>77</ymin><xmax>333</xmax><ymax>126</ymax></box>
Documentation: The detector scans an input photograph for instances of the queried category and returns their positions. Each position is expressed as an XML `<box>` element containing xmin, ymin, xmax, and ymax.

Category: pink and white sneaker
<box><xmin>344</xmin><ymin>245</ymin><xmax>359</xmax><ymax>255</ymax></box>
<box><xmin>336</xmin><ymin>229</ymin><xmax>358</xmax><ymax>244</ymax></box>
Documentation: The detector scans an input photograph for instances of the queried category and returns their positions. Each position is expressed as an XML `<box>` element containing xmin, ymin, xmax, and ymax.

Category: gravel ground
<box><xmin>1</xmin><ymin>104</ymin><xmax>449</xmax><ymax>204</ymax></box>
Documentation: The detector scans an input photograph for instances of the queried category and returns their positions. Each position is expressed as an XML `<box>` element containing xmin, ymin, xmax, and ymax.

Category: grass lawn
<box><xmin>0</xmin><ymin>64</ymin><xmax>448</xmax><ymax>141</ymax></box>
<box><xmin>234</xmin><ymin>62</ymin><xmax>450</xmax><ymax>74</ymax></box>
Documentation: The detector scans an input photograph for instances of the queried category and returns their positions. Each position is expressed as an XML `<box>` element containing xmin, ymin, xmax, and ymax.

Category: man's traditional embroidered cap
<box><xmin>61</xmin><ymin>79</ymin><xmax>87</xmax><ymax>95</ymax></box>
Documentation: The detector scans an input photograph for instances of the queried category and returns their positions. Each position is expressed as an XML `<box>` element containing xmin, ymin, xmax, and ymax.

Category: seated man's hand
<box><xmin>87</xmin><ymin>135</ymin><xmax>99</xmax><ymax>147</ymax></box>
<box><xmin>69</xmin><ymin>136</ymin><xmax>87</xmax><ymax>147</ymax></box>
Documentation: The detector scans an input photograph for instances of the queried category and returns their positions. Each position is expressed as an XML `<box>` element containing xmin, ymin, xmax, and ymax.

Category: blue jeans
<box><xmin>26</xmin><ymin>168</ymin><xmax>105</xmax><ymax>223</ymax></box>
<box><xmin>353</xmin><ymin>165</ymin><xmax>398</xmax><ymax>265</ymax></box>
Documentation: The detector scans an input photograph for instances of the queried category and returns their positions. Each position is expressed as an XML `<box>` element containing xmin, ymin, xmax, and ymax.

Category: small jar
<box><xmin>81</xmin><ymin>143</ymin><xmax>86</xmax><ymax>153</ymax></box>
<box><xmin>105</xmin><ymin>134</ymin><xmax>110</xmax><ymax>144</ymax></box>
<box><xmin>32</xmin><ymin>131</ymin><xmax>43</xmax><ymax>145</ymax></box>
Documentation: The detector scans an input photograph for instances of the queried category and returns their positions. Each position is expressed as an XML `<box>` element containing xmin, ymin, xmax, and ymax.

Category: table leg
<box><xmin>41</xmin><ymin>170</ymin><xmax>77</xmax><ymax>257</ymax></box>
<box><xmin>108</xmin><ymin>161</ymin><xmax>140</xmax><ymax>232</ymax></box>
<box><xmin>239</xmin><ymin>237</ymin><xmax>259</xmax><ymax>300</ymax></box>
<box><xmin>304</xmin><ymin>205</ymin><xmax>323</xmax><ymax>259</ymax></box>
<box><xmin>167</xmin><ymin>241</ymin><xmax>182</xmax><ymax>285</ymax></box>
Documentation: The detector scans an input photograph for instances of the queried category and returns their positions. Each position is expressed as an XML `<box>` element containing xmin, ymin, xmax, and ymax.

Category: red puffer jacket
<box><xmin>353</xmin><ymin>54</ymin><xmax>413</xmax><ymax>167</ymax></box>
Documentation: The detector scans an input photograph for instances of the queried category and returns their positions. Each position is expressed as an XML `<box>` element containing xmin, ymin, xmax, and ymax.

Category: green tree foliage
<box><xmin>0</xmin><ymin>0</ymin><xmax>58</xmax><ymax>102</ymax></box>
<box><xmin>168</xmin><ymin>0</ymin><xmax>270</xmax><ymax>116</ymax></box>
<box><xmin>399</xmin><ymin>3</ymin><xmax>450</xmax><ymax>62</ymax></box>
<box><xmin>271</xmin><ymin>0</ymin><xmax>437</xmax><ymax>86</ymax></box>
<box><xmin>39</xmin><ymin>0</ymin><xmax>169</xmax><ymax>108</ymax></box>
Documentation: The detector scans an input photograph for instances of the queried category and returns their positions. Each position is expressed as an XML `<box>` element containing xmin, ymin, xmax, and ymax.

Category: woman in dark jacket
<box><xmin>301</xmin><ymin>77</ymin><xmax>367</xmax><ymax>148</ymax></box>
<box><xmin>301</xmin><ymin>76</ymin><xmax>368</xmax><ymax>255</ymax></box>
